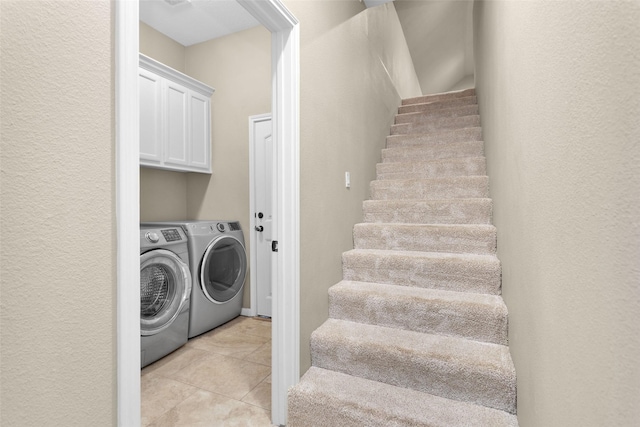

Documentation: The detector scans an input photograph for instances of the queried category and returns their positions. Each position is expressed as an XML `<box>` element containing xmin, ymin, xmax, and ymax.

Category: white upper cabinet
<box><xmin>139</xmin><ymin>54</ymin><xmax>215</xmax><ymax>173</ymax></box>
<box><xmin>139</xmin><ymin>67</ymin><xmax>163</xmax><ymax>165</ymax></box>
<box><xmin>163</xmin><ymin>80</ymin><xmax>189</xmax><ymax>168</ymax></box>
<box><xmin>188</xmin><ymin>91</ymin><xmax>211</xmax><ymax>171</ymax></box>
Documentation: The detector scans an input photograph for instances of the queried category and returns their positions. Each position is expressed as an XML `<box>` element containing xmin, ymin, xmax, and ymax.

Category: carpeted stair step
<box><xmin>353</xmin><ymin>223</ymin><xmax>496</xmax><ymax>254</ymax></box>
<box><xmin>342</xmin><ymin>249</ymin><xmax>502</xmax><ymax>294</ymax></box>
<box><xmin>398</xmin><ymin>95</ymin><xmax>477</xmax><ymax>115</ymax></box>
<box><xmin>328</xmin><ymin>280</ymin><xmax>508</xmax><ymax>345</ymax></box>
<box><xmin>386</xmin><ymin>126</ymin><xmax>482</xmax><ymax>148</ymax></box>
<box><xmin>370</xmin><ymin>176</ymin><xmax>489</xmax><ymax>200</ymax></box>
<box><xmin>402</xmin><ymin>88</ymin><xmax>476</xmax><ymax>106</ymax></box>
<box><xmin>362</xmin><ymin>198</ymin><xmax>493</xmax><ymax>224</ymax></box>
<box><xmin>391</xmin><ymin>114</ymin><xmax>481</xmax><ymax>135</ymax></box>
<box><xmin>382</xmin><ymin>141</ymin><xmax>484</xmax><ymax>163</ymax></box>
<box><xmin>395</xmin><ymin>104</ymin><xmax>479</xmax><ymax>125</ymax></box>
<box><xmin>310</xmin><ymin>319</ymin><xmax>517</xmax><ymax>414</ymax></box>
<box><xmin>288</xmin><ymin>367</ymin><xmax>519</xmax><ymax>427</ymax></box>
<box><xmin>377</xmin><ymin>157</ymin><xmax>486</xmax><ymax>180</ymax></box>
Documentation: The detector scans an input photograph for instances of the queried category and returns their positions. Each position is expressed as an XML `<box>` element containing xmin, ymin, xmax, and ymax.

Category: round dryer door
<box><xmin>200</xmin><ymin>235</ymin><xmax>247</xmax><ymax>303</ymax></box>
<box><xmin>140</xmin><ymin>249</ymin><xmax>192</xmax><ymax>336</ymax></box>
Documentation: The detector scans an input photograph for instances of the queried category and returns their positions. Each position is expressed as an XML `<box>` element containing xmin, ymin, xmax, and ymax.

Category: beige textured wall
<box><xmin>140</xmin><ymin>22</ymin><xmax>185</xmax><ymax>71</ymax></box>
<box><xmin>364</xmin><ymin>2</ymin><xmax>422</xmax><ymax>99</ymax></box>
<box><xmin>139</xmin><ymin>23</ymin><xmax>189</xmax><ymax>221</ymax></box>
<box><xmin>185</xmin><ymin>26</ymin><xmax>271</xmax><ymax>308</ymax></box>
<box><xmin>395</xmin><ymin>0</ymin><xmax>474</xmax><ymax>94</ymax></box>
<box><xmin>474</xmin><ymin>1</ymin><xmax>640</xmax><ymax>425</ymax></box>
<box><xmin>0</xmin><ymin>1</ymin><xmax>115</xmax><ymax>425</ymax></box>
<box><xmin>283</xmin><ymin>0</ymin><xmax>421</xmax><ymax>373</ymax></box>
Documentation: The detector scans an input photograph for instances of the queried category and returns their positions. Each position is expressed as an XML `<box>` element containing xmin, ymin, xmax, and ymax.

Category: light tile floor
<box><xmin>142</xmin><ymin>316</ymin><xmax>274</xmax><ymax>426</ymax></box>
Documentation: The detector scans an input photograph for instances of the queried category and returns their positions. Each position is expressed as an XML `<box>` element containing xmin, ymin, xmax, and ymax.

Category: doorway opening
<box><xmin>115</xmin><ymin>1</ymin><xmax>300</xmax><ymax>425</ymax></box>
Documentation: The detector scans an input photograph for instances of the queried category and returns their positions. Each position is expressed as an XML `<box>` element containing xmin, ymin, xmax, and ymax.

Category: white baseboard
<box><xmin>241</xmin><ymin>307</ymin><xmax>256</xmax><ymax>317</ymax></box>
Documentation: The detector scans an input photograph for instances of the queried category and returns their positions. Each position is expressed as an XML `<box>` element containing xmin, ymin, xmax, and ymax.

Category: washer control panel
<box><xmin>161</xmin><ymin>228</ymin><xmax>183</xmax><ymax>242</ymax></box>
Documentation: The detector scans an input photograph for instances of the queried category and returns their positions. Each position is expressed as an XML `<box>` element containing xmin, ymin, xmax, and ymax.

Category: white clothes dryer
<box><xmin>141</xmin><ymin>221</ymin><xmax>248</xmax><ymax>338</ymax></box>
<box><xmin>140</xmin><ymin>226</ymin><xmax>192</xmax><ymax>368</ymax></box>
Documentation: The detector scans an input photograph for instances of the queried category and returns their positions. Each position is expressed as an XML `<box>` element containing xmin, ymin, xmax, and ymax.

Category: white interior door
<box><xmin>251</xmin><ymin>114</ymin><xmax>273</xmax><ymax>318</ymax></box>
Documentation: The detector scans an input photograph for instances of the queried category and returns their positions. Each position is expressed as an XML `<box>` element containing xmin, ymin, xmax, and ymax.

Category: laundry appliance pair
<box><xmin>141</xmin><ymin>221</ymin><xmax>248</xmax><ymax>349</ymax></box>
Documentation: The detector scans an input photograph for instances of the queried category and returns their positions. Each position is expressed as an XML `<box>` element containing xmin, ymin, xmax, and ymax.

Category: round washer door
<box><xmin>200</xmin><ymin>235</ymin><xmax>247</xmax><ymax>303</ymax></box>
<box><xmin>140</xmin><ymin>249</ymin><xmax>192</xmax><ymax>336</ymax></box>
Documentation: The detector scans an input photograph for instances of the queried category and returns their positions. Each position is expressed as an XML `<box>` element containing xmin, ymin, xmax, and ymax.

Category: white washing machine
<box><xmin>141</xmin><ymin>221</ymin><xmax>248</xmax><ymax>338</ymax></box>
<box><xmin>140</xmin><ymin>226</ymin><xmax>192</xmax><ymax>368</ymax></box>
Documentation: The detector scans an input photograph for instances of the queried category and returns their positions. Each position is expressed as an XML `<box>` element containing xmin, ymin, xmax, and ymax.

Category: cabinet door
<box><xmin>139</xmin><ymin>68</ymin><xmax>162</xmax><ymax>165</ymax></box>
<box><xmin>188</xmin><ymin>91</ymin><xmax>211</xmax><ymax>172</ymax></box>
<box><xmin>163</xmin><ymin>81</ymin><xmax>189</xmax><ymax>168</ymax></box>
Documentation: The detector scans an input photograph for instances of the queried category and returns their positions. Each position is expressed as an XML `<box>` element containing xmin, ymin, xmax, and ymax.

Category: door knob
<box><xmin>255</xmin><ymin>225</ymin><xmax>264</xmax><ymax>232</ymax></box>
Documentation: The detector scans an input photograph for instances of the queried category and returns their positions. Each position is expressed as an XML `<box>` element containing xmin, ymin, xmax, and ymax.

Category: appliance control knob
<box><xmin>145</xmin><ymin>231</ymin><xmax>160</xmax><ymax>243</ymax></box>
<box><xmin>216</xmin><ymin>223</ymin><xmax>226</xmax><ymax>232</ymax></box>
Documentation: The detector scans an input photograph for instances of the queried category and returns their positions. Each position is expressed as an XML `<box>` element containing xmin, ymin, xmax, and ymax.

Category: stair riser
<box><xmin>329</xmin><ymin>282</ymin><xmax>508</xmax><ymax>345</ymax></box>
<box><xmin>353</xmin><ymin>224</ymin><xmax>496</xmax><ymax>255</ymax></box>
<box><xmin>362</xmin><ymin>199</ymin><xmax>493</xmax><ymax>224</ymax></box>
<box><xmin>311</xmin><ymin>321</ymin><xmax>516</xmax><ymax>414</ymax></box>
<box><xmin>386</xmin><ymin>127</ymin><xmax>482</xmax><ymax>148</ymax></box>
<box><xmin>288</xmin><ymin>367</ymin><xmax>519</xmax><ymax>427</ymax></box>
<box><xmin>342</xmin><ymin>251</ymin><xmax>502</xmax><ymax>295</ymax></box>
<box><xmin>382</xmin><ymin>141</ymin><xmax>484</xmax><ymax>163</ymax></box>
<box><xmin>377</xmin><ymin>158</ymin><xmax>486</xmax><ymax>180</ymax></box>
<box><xmin>402</xmin><ymin>88</ymin><xmax>476</xmax><ymax>106</ymax></box>
<box><xmin>370</xmin><ymin>177</ymin><xmax>489</xmax><ymax>200</ymax></box>
<box><xmin>398</xmin><ymin>96</ymin><xmax>477</xmax><ymax>115</ymax></box>
<box><xmin>395</xmin><ymin>104</ymin><xmax>479</xmax><ymax>125</ymax></box>
<box><xmin>382</xmin><ymin>142</ymin><xmax>484</xmax><ymax>163</ymax></box>
<box><xmin>391</xmin><ymin>115</ymin><xmax>481</xmax><ymax>135</ymax></box>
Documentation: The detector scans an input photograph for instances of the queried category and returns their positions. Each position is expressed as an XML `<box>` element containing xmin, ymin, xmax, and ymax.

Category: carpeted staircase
<box><xmin>288</xmin><ymin>88</ymin><xmax>518</xmax><ymax>426</ymax></box>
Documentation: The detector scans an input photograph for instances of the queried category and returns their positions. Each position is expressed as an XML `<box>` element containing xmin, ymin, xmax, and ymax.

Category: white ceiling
<box><xmin>363</xmin><ymin>0</ymin><xmax>394</xmax><ymax>8</ymax></box>
<box><xmin>139</xmin><ymin>0</ymin><xmax>261</xmax><ymax>46</ymax></box>
<box><xmin>140</xmin><ymin>0</ymin><xmax>394</xmax><ymax>47</ymax></box>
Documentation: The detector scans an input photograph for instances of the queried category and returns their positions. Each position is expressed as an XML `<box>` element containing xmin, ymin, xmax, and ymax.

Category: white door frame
<box><xmin>115</xmin><ymin>1</ymin><xmax>300</xmax><ymax>425</ymax></box>
<box><xmin>248</xmin><ymin>113</ymin><xmax>272</xmax><ymax>319</ymax></box>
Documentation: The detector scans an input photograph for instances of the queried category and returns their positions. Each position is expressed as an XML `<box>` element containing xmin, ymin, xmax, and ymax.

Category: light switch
<box><xmin>345</xmin><ymin>171</ymin><xmax>351</xmax><ymax>189</ymax></box>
